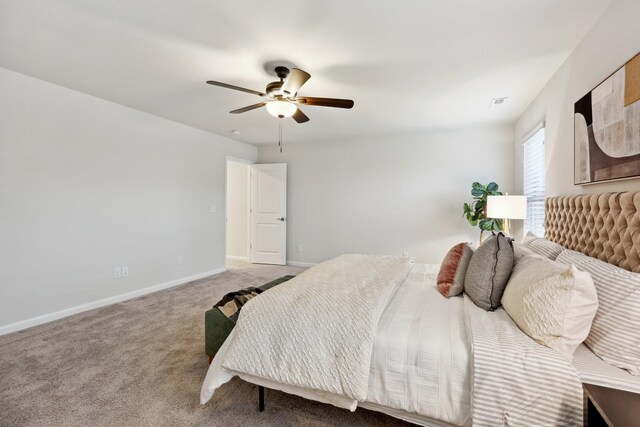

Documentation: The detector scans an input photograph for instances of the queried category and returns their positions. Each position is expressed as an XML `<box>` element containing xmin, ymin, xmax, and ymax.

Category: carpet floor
<box><xmin>0</xmin><ymin>262</ymin><xmax>410</xmax><ymax>426</ymax></box>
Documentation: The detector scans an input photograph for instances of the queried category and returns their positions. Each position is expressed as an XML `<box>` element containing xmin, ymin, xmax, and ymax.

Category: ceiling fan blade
<box><xmin>230</xmin><ymin>102</ymin><xmax>267</xmax><ymax>114</ymax></box>
<box><xmin>281</xmin><ymin>68</ymin><xmax>311</xmax><ymax>96</ymax></box>
<box><xmin>206</xmin><ymin>81</ymin><xmax>266</xmax><ymax>97</ymax></box>
<box><xmin>292</xmin><ymin>108</ymin><xmax>310</xmax><ymax>123</ymax></box>
<box><xmin>295</xmin><ymin>97</ymin><xmax>354</xmax><ymax>109</ymax></box>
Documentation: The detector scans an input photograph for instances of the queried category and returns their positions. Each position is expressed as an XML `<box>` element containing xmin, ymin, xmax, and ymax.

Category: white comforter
<box><xmin>202</xmin><ymin>254</ymin><xmax>412</xmax><ymax>407</ymax></box>
<box><xmin>201</xmin><ymin>261</ymin><xmax>471</xmax><ymax>426</ymax></box>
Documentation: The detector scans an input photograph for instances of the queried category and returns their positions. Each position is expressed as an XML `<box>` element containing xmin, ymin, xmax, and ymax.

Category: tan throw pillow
<box><xmin>502</xmin><ymin>253</ymin><xmax>598</xmax><ymax>359</ymax></box>
<box><xmin>437</xmin><ymin>243</ymin><xmax>473</xmax><ymax>297</ymax></box>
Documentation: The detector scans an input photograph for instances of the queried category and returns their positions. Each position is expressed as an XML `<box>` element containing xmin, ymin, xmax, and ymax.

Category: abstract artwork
<box><xmin>574</xmin><ymin>53</ymin><xmax>640</xmax><ymax>184</ymax></box>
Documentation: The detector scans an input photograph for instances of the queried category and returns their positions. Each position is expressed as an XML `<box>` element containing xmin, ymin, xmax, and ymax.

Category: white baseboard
<box><xmin>226</xmin><ymin>256</ymin><xmax>248</xmax><ymax>262</ymax></box>
<box><xmin>286</xmin><ymin>260</ymin><xmax>317</xmax><ymax>267</ymax></box>
<box><xmin>0</xmin><ymin>267</ymin><xmax>226</xmax><ymax>336</ymax></box>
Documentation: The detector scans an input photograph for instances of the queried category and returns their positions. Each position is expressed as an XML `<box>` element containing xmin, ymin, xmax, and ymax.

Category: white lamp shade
<box><xmin>487</xmin><ymin>195</ymin><xmax>527</xmax><ymax>220</ymax></box>
<box><xmin>266</xmin><ymin>100</ymin><xmax>297</xmax><ymax>118</ymax></box>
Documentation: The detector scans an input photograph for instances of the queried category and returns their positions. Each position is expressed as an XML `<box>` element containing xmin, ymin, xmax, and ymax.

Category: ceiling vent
<box><xmin>489</xmin><ymin>97</ymin><xmax>508</xmax><ymax>108</ymax></box>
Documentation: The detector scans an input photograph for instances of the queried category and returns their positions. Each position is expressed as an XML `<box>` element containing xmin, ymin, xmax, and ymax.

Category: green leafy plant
<box><xmin>463</xmin><ymin>182</ymin><xmax>503</xmax><ymax>241</ymax></box>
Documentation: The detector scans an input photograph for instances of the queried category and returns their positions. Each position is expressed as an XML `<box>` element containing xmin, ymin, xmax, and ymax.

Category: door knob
<box><xmin>277</xmin><ymin>217</ymin><xmax>286</xmax><ymax>221</ymax></box>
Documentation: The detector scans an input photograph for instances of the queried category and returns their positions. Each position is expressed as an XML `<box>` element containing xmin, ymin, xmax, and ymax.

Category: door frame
<box><xmin>224</xmin><ymin>156</ymin><xmax>254</xmax><ymax>270</ymax></box>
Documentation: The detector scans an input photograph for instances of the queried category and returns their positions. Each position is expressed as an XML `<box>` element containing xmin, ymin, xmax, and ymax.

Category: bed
<box><xmin>201</xmin><ymin>191</ymin><xmax>640</xmax><ymax>426</ymax></box>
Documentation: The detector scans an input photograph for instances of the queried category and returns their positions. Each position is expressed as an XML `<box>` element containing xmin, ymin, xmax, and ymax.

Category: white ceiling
<box><xmin>0</xmin><ymin>0</ymin><xmax>613</xmax><ymax>145</ymax></box>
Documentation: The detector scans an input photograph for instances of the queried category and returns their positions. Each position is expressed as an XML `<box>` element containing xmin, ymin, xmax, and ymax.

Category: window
<box><xmin>523</xmin><ymin>125</ymin><xmax>545</xmax><ymax>237</ymax></box>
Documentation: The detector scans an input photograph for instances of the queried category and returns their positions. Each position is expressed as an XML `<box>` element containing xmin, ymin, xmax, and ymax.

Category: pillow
<box><xmin>556</xmin><ymin>249</ymin><xmax>640</xmax><ymax>375</ymax></box>
<box><xmin>513</xmin><ymin>242</ymin><xmax>535</xmax><ymax>263</ymax></box>
<box><xmin>522</xmin><ymin>231</ymin><xmax>539</xmax><ymax>244</ymax></box>
<box><xmin>521</xmin><ymin>231</ymin><xmax>564</xmax><ymax>260</ymax></box>
<box><xmin>464</xmin><ymin>233</ymin><xmax>514</xmax><ymax>311</ymax></box>
<box><xmin>437</xmin><ymin>243</ymin><xmax>473</xmax><ymax>297</ymax></box>
<box><xmin>501</xmin><ymin>253</ymin><xmax>598</xmax><ymax>358</ymax></box>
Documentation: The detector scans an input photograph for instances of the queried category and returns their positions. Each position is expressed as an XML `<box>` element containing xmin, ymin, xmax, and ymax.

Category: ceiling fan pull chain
<box><xmin>279</xmin><ymin>120</ymin><xmax>283</xmax><ymax>153</ymax></box>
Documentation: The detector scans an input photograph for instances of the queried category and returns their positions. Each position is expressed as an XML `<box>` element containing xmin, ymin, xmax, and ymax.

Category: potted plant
<box><xmin>463</xmin><ymin>182</ymin><xmax>504</xmax><ymax>243</ymax></box>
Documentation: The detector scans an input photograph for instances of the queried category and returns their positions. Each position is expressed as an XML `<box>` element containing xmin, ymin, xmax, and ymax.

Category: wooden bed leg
<box><xmin>208</xmin><ymin>355</ymin><xmax>213</xmax><ymax>365</ymax></box>
<box><xmin>258</xmin><ymin>386</ymin><xmax>265</xmax><ymax>412</ymax></box>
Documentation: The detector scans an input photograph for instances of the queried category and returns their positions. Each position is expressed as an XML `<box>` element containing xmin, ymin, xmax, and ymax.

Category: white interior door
<box><xmin>250</xmin><ymin>163</ymin><xmax>287</xmax><ymax>265</ymax></box>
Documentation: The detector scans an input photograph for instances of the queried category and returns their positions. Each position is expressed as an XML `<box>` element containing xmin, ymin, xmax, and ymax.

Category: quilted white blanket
<box><xmin>216</xmin><ymin>254</ymin><xmax>412</xmax><ymax>403</ymax></box>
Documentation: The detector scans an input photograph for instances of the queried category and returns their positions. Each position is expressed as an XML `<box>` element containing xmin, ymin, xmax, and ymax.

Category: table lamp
<box><xmin>486</xmin><ymin>195</ymin><xmax>527</xmax><ymax>237</ymax></box>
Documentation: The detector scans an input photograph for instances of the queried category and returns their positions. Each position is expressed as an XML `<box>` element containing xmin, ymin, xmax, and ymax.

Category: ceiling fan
<box><xmin>206</xmin><ymin>66</ymin><xmax>354</xmax><ymax>124</ymax></box>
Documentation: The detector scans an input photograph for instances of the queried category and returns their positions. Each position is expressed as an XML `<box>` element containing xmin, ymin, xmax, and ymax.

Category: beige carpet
<box><xmin>0</xmin><ymin>261</ymin><xmax>410</xmax><ymax>426</ymax></box>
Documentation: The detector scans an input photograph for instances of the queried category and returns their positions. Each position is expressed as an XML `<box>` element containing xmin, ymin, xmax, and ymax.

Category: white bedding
<box><xmin>366</xmin><ymin>264</ymin><xmax>470</xmax><ymax>426</ymax></box>
<box><xmin>573</xmin><ymin>343</ymin><xmax>640</xmax><ymax>393</ymax></box>
<box><xmin>201</xmin><ymin>263</ymin><xmax>471</xmax><ymax>426</ymax></box>
<box><xmin>201</xmin><ymin>258</ymin><xmax>583</xmax><ymax>426</ymax></box>
<box><xmin>465</xmin><ymin>295</ymin><xmax>583</xmax><ymax>426</ymax></box>
<box><xmin>202</xmin><ymin>254</ymin><xmax>413</xmax><ymax>407</ymax></box>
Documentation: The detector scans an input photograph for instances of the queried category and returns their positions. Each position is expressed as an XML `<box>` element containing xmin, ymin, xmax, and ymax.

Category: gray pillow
<box><xmin>464</xmin><ymin>233</ymin><xmax>514</xmax><ymax>311</ymax></box>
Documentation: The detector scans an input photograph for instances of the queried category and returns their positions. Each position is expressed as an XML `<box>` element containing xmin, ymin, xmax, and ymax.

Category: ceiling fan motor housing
<box><xmin>266</xmin><ymin>81</ymin><xmax>284</xmax><ymax>96</ymax></box>
<box><xmin>266</xmin><ymin>66</ymin><xmax>290</xmax><ymax>96</ymax></box>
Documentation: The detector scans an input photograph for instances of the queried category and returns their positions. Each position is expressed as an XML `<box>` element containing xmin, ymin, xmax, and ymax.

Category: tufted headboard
<box><xmin>545</xmin><ymin>192</ymin><xmax>640</xmax><ymax>273</ymax></box>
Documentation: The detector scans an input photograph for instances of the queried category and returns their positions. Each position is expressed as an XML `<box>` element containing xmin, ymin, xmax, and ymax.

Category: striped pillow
<box><xmin>556</xmin><ymin>249</ymin><xmax>640</xmax><ymax>375</ymax></box>
<box><xmin>521</xmin><ymin>232</ymin><xmax>564</xmax><ymax>260</ymax></box>
<box><xmin>522</xmin><ymin>231</ymin><xmax>539</xmax><ymax>244</ymax></box>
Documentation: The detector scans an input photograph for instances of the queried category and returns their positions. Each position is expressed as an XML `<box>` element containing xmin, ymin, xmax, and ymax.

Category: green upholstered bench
<box><xmin>205</xmin><ymin>275</ymin><xmax>295</xmax><ymax>364</ymax></box>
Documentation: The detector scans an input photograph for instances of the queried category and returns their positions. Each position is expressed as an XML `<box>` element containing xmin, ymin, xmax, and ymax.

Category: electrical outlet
<box><xmin>296</xmin><ymin>245</ymin><xmax>302</xmax><ymax>253</ymax></box>
<box><xmin>177</xmin><ymin>256</ymin><xmax>183</xmax><ymax>265</ymax></box>
<box><xmin>122</xmin><ymin>266</ymin><xmax>129</xmax><ymax>277</ymax></box>
<box><xmin>209</xmin><ymin>205</ymin><xmax>217</xmax><ymax>214</ymax></box>
<box><xmin>114</xmin><ymin>267</ymin><xmax>122</xmax><ymax>279</ymax></box>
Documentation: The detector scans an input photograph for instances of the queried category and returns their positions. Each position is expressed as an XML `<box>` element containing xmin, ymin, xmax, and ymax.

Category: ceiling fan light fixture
<box><xmin>266</xmin><ymin>100</ymin><xmax>297</xmax><ymax>118</ymax></box>
<box><xmin>207</xmin><ymin>66</ymin><xmax>354</xmax><ymax>124</ymax></box>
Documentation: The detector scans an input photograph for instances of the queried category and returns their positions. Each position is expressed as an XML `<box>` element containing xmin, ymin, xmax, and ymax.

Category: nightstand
<box><xmin>583</xmin><ymin>383</ymin><xmax>640</xmax><ymax>426</ymax></box>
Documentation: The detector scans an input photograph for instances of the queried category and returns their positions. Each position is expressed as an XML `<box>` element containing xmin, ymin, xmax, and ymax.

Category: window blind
<box><xmin>523</xmin><ymin>127</ymin><xmax>545</xmax><ymax>237</ymax></box>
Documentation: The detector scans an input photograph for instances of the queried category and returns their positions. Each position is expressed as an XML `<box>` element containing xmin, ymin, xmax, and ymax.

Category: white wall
<box><xmin>226</xmin><ymin>160</ymin><xmax>249</xmax><ymax>259</ymax></box>
<box><xmin>0</xmin><ymin>67</ymin><xmax>257</xmax><ymax>332</ymax></box>
<box><xmin>258</xmin><ymin>127</ymin><xmax>514</xmax><ymax>265</ymax></box>
<box><xmin>515</xmin><ymin>0</ymin><xmax>640</xmax><ymax>201</ymax></box>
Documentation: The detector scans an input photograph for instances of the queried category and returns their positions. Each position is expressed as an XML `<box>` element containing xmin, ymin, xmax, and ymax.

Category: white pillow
<box><xmin>502</xmin><ymin>253</ymin><xmax>598</xmax><ymax>358</ymax></box>
<box><xmin>521</xmin><ymin>231</ymin><xmax>539</xmax><ymax>244</ymax></box>
<box><xmin>557</xmin><ymin>249</ymin><xmax>640</xmax><ymax>375</ymax></box>
<box><xmin>520</xmin><ymin>231</ymin><xmax>564</xmax><ymax>260</ymax></box>
<box><xmin>512</xmin><ymin>242</ymin><xmax>534</xmax><ymax>262</ymax></box>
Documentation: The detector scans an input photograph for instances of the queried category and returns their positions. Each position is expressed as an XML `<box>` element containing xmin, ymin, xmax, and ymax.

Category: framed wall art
<box><xmin>574</xmin><ymin>52</ymin><xmax>640</xmax><ymax>185</ymax></box>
